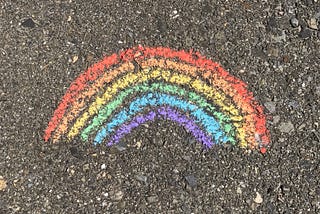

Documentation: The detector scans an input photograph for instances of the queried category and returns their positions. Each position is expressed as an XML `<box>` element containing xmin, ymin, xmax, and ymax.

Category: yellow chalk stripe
<box><xmin>141</xmin><ymin>58</ymin><xmax>255</xmax><ymax>147</ymax></box>
<box><xmin>68</xmin><ymin>68</ymin><xmax>246</xmax><ymax>146</ymax></box>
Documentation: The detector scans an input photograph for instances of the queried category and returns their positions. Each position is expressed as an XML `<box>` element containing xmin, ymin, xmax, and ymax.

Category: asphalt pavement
<box><xmin>0</xmin><ymin>0</ymin><xmax>319</xmax><ymax>213</ymax></box>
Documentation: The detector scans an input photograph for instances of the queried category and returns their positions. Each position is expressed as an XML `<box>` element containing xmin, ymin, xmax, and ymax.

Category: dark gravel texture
<box><xmin>1</xmin><ymin>0</ymin><xmax>319</xmax><ymax>213</ymax></box>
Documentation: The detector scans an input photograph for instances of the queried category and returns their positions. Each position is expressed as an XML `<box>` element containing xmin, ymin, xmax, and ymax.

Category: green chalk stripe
<box><xmin>81</xmin><ymin>82</ymin><xmax>238</xmax><ymax>144</ymax></box>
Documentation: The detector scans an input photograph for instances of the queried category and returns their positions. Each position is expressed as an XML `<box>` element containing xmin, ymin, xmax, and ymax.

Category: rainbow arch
<box><xmin>44</xmin><ymin>46</ymin><xmax>270</xmax><ymax>152</ymax></box>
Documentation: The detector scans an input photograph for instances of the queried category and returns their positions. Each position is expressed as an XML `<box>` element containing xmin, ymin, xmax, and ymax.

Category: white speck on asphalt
<box><xmin>279</xmin><ymin>121</ymin><xmax>295</xmax><ymax>133</ymax></box>
<box><xmin>254</xmin><ymin>192</ymin><xmax>263</xmax><ymax>204</ymax></box>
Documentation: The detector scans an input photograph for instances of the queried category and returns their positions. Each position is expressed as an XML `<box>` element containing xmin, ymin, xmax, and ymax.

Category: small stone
<box><xmin>185</xmin><ymin>175</ymin><xmax>197</xmax><ymax>188</ymax></box>
<box><xmin>251</xmin><ymin>202</ymin><xmax>259</xmax><ymax>210</ymax></box>
<box><xmin>185</xmin><ymin>37</ymin><xmax>193</xmax><ymax>47</ymax></box>
<box><xmin>299</xmin><ymin>28</ymin><xmax>312</xmax><ymax>39</ymax></box>
<box><xmin>157</xmin><ymin>19</ymin><xmax>168</xmax><ymax>33</ymax></box>
<box><xmin>86</xmin><ymin>54</ymin><xmax>94</xmax><ymax>63</ymax></box>
<box><xmin>147</xmin><ymin>195</ymin><xmax>158</xmax><ymax>203</ymax></box>
<box><xmin>316</xmin><ymin>86</ymin><xmax>320</xmax><ymax>96</ymax></box>
<box><xmin>0</xmin><ymin>176</ymin><xmax>7</xmax><ymax>191</ymax></box>
<box><xmin>135</xmin><ymin>174</ymin><xmax>147</xmax><ymax>184</ymax></box>
<box><xmin>69</xmin><ymin>169</ymin><xmax>75</xmax><ymax>175</ymax></box>
<box><xmin>97</xmin><ymin>171</ymin><xmax>108</xmax><ymax>179</ymax></box>
<box><xmin>264</xmin><ymin>101</ymin><xmax>276</xmax><ymax>113</ymax></box>
<box><xmin>69</xmin><ymin>146</ymin><xmax>83</xmax><ymax>159</ymax></box>
<box><xmin>171</xmin><ymin>10</ymin><xmax>179</xmax><ymax>19</ymax></box>
<box><xmin>182</xmin><ymin>203</ymin><xmax>192</xmax><ymax>213</ymax></box>
<box><xmin>278</xmin><ymin>121</ymin><xmax>294</xmax><ymax>133</ymax></box>
<box><xmin>172</xmin><ymin>198</ymin><xmax>179</xmax><ymax>204</ymax></box>
<box><xmin>290</xmin><ymin>17</ymin><xmax>299</xmax><ymax>28</ymax></box>
<box><xmin>187</xmin><ymin>137</ymin><xmax>196</xmax><ymax>145</ymax></box>
<box><xmin>72</xmin><ymin>55</ymin><xmax>78</xmax><ymax>63</ymax></box>
<box><xmin>118</xmin><ymin>201</ymin><xmax>126</xmax><ymax>209</ymax></box>
<box><xmin>267</xmin><ymin>17</ymin><xmax>277</xmax><ymax>29</ymax></box>
<box><xmin>271</xmin><ymin>31</ymin><xmax>286</xmax><ymax>42</ymax></box>
<box><xmin>236</xmin><ymin>186</ymin><xmax>242</xmax><ymax>194</ymax></box>
<box><xmin>21</xmin><ymin>18</ymin><xmax>35</xmax><ymax>28</ymax></box>
<box><xmin>83</xmin><ymin>164</ymin><xmax>90</xmax><ymax>171</ymax></box>
<box><xmin>280</xmin><ymin>184</ymin><xmax>290</xmax><ymax>192</ymax></box>
<box><xmin>239</xmin><ymin>181</ymin><xmax>246</xmax><ymax>188</ymax></box>
<box><xmin>110</xmin><ymin>190</ymin><xmax>123</xmax><ymax>201</ymax></box>
<box><xmin>254</xmin><ymin>192</ymin><xmax>263</xmax><ymax>204</ymax></box>
<box><xmin>273</xmin><ymin>115</ymin><xmax>280</xmax><ymax>124</ymax></box>
<box><xmin>308</xmin><ymin>18</ymin><xmax>318</xmax><ymax>30</ymax></box>
<box><xmin>114</xmin><ymin>191</ymin><xmax>123</xmax><ymax>200</ymax></box>
<box><xmin>110</xmin><ymin>142</ymin><xmax>127</xmax><ymax>153</ymax></box>
<box><xmin>316</xmin><ymin>187</ymin><xmax>320</xmax><ymax>195</ymax></box>
<box><xmin>298</xmin><ymin>123</ymin><xmax>306</xmax><ymax>130</ymax></box>
<box><xmin>101</xmin><ymin>164</ymin><xmax>106</xmax><ymax>170</ymax></box>
<box><xmin>135</xmin><ymin>141</ymin><xmax>142</xmax><ymax>149</ymax></box>
<box><xmin>267</xmin><ymin>48</ymin><xmax>279</xmax><ymax>57</ymax></box>
<box><xmin>115</xmin><ymin>144</ymin><xmax>126</xmax><ymax>152</ymax></box>
<box><xmin>142</xmin><ymin>123</ymin><xmax>149</xmax><ymax>128</ymax></box>
<box><xmin>215</xmin><ymin>31</ymin><xmax>226</xmax><ymax>41</ymax></box>
<box><xmin>238</xmin><ymin>69</ymin><xmax>245</xmax><ymax>73</ymax></box>
<box><xmin>182</xmin><ymin>155</ymin><xmax>191</xmax><ymax>161</ymax></box>
<box><xmin>115</xmin><ymin>141</ymin><xmax>127</xmax><ymax>152</ymax></box>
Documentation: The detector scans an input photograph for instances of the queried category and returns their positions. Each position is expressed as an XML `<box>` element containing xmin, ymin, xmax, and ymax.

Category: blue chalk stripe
<box><xmin>94</xmin><ymin>92</ymin><xmax>230</xmax><ymax>144</ymax></box>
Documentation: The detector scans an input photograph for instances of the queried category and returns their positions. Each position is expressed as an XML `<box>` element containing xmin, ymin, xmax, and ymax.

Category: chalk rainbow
<box><xmin>44</xmin><ymin>46</ymin><xmax>270</xmax><ymax>152</ymax></box>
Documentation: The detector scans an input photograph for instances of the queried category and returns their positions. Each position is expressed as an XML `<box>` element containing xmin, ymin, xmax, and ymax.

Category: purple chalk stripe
<box><xmin>107</xmin><ymin>106</ymin><xmax>214</xmax><ymax>148</ymax></box>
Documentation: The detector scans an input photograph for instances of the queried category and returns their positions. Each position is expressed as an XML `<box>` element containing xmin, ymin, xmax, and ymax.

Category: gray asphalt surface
<box><xmin>1</xmin><ymin>0</ymin><xmax>319</xmax><ymax>213</ymax></box>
